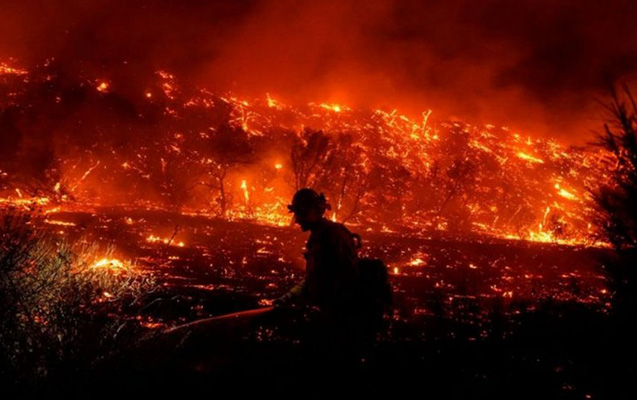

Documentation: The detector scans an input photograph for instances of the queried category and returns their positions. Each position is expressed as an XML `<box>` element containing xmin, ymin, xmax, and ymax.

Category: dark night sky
<box><xmin>2</xmin><ymin>0</ymin><xmax>637</xmax><ymax>143</ymax></box>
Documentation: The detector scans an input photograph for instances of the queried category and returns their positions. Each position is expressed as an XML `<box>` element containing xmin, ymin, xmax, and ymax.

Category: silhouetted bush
<box><xmin>0</xmin><ymin>210</ymin><xmax>156</xmax><ymax>389</ymax></box>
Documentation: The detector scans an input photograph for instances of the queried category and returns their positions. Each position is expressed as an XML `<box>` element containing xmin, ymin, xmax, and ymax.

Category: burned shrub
<box><xmin>0</xmin><ymin>210</ymin><xmax>156</xmax><ymax>388</ymax></box>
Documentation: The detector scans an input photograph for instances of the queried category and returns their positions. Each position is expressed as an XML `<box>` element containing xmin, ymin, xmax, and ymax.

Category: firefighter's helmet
<box><xmin>287</xmin><ymin>188</ymin><xmax>330</xmax><ymax>215</ymax></box>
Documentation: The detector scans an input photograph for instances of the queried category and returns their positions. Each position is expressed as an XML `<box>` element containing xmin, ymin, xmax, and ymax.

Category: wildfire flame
<box><xmin>0</xmin><ymin>62</ymin><xmax>614</xmax><ymax>247</ymax></box>
<box><xmin>241</xmin><ymin>179</ymin><xmax>250</xmax><ymax>203</ymax></box>
<box><xmin>96</xmin><ymin>81</ymin><xmax>109</xmax><ymax>93</ymax></box>
<box><xmin>90</xmin><ymin>258</ymin><xmax>126</xmax><ymax>271</ymax></box>
<box><xmin>146</xmin><ymin>234</ymin><xmax>185</xmax><ymax>247</ymax></box>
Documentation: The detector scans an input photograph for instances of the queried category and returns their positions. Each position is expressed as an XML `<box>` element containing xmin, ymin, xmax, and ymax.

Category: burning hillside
<box><xmin>0</xmin><ymin>60</ymin><xmax>611</xmax><ymax>245</ymax></box>
<box><xmin>4</xmin><ymin>2</ymin><xmax>637</xmax><ymax>396</ymax></box>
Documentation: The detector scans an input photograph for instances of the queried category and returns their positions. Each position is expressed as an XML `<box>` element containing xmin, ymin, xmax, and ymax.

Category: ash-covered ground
<box><xmin>33</xmin><ymin>208</ymin><xmax>625</xmax><ymax>400</ymax></box>
<box><xmin>44</xmin><ymin>207</ymin><xmax>609</xmax><ymax>326</ymax></box>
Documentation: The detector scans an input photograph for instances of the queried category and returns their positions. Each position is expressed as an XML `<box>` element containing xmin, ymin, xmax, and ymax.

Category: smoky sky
<box><xmin>2</xmin><ymin>0</ymin><xmax>637</xmax><ymax>143</ymax></box>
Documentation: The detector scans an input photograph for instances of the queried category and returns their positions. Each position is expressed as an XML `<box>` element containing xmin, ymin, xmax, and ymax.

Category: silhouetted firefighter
<box><xmin>157</xmin><ymin>188</ymin><xmax>391</xmax><ymax>369</ymax></box>
<box><xmin>271</xmin><ymin>188</ymin><xmax>392</xmax><ymax>362</ymax></box>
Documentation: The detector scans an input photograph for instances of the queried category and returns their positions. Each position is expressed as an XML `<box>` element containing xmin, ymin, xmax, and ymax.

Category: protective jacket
<box><xmin>286</xmin><ymin>218</ymin><xmax>360</xmax><ymax>314</ymax></box>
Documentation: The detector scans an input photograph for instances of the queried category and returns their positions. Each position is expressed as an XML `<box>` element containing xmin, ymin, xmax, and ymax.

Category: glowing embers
<box><xmin>156</xmin><ymin>70</ymin><xmax>177</xmax><ymax>99</ymax></box>
<box><xmin>146</xmin><ymin>234</ymin><xmax>185</xmax><ymax>247</ymax></box>
<box><xmin>408</xmin><ymin>255</ymin><xmax>428</xmax><ymax>267</ymax></box>
<box><xmin>266</xmin><ymin>93</ymin><xmax>283</xmax><ymax>109</ymax></box>
<box><xmin>310</xmin><ymin>101</ymin><xmax>349</xmax><ymax>113</ymax></box>
<box><xmin>557</xmin><ymin>189</ymin><xmax>577</xmax><ymax>200</ymax></box>
<box><xmin>0</xmin><ymin>62</ymin><xmax>27</xmax><ymax>76</ymax></box>
<box><xmin>258</xmin><ymin>298</ymin><xmax>274</xmax><ymax>306</ymax></box>
<box><xmin>228</xmin><ymin>202</ymin><xmax>291</xmax><ymax>227</ymax></box>
<box><xmin>0</xmin><ymin>190</ymin><xmax>53</xmax><ymax>210</ymax></box>
<box><xmin>554</xmin><ymin>183</ymin><xmax>578</xmax><ymax>200</ymax></box>
<box><xmin>319</xmin><ymin>103</ymin><xmax>343</xmax><ymax>113</ymax></box>
<box><xmin>0</xmin><ymin>61</ymin><xmax>611</xmax><ymax>246</ymax></box>
<box><xmin>87</xmin><ymin>254</ymin><xmax>138</xmax><ymax>275</ymax></box>
<box><xmin>517</xmin><ymin>152</ymin><xmax>544</xmax><ymax>164</ymax></box>
<box><xmin>44</xmin><ymin>219</ymin><xmax>76</xmax><ymax>227</ymax></box>
<box><xmin>96</xmin><ymin>81</ymin><xmax>110</xmax><ymax>93</ymax></box>
<box><xmin>241</xmin><ymin>179</ymin><xmax>250</xmax><ymax>203</ymax></box>
<box><xmin>90</xmin><ymin>258</ymin><xmax>126</xmax><ymax>271</ymax></box>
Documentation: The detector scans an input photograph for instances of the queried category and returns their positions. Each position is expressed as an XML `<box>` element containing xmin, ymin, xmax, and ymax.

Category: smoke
<box><xmin>2</xmin><ymin>0</ymin><xmax>637</xmax><ymax>142</ymax></box>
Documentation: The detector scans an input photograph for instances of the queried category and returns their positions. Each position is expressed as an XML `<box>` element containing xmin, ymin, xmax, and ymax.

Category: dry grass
<box><xmin>0</xmin><ymin>209</ymin><xmax>157</xmax><ymax>387</ymax></box>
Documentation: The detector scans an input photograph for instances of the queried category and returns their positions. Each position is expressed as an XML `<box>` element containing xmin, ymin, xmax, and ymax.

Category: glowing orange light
<box><xmin>90</xmin><ymin>258</ymin><xmax>125</xmax><ymax>271</ymax></box>
<box><xmin>259</xmin><ymin>299</ymin><xmax>274</xmax><ymax>306</ymax></box>
<box><xmin>319</xmin><ymin>103</ymin><xmax>344</xmax><ymax>112</ymax></box>
<box><xmin>517</xmin><ymin>152</ymin><xmax>544</xmax><ymax>164</ymax></box>
<box><xmin>558</xmin><ymin>188</ymin><xmax>577</xmax><ymax>200</ymax></box>
<box><xmin>409</xmin><ymin>258</ymin><xmax>426</xmax><ymax>267</ymax></box>
<box><xmin>241</xmin><ymin>179</ymin><xmax>249</xmax><ymax>203</ymax></box>
<box><xmin>146</xmin><ymin>234</ymin><xmax>186</xmax><ymax>247</ymax></box>
<box><xmin>0</xmin><ymin>62</ymin><xmax>28</xmax><ymax>75</ymax></box>
<box><xmin>266</xmin><ymin>93</ymin><xmax>282</xmax><ymax>109</ymax></box>
<box><xmin>96</xmin><ymin>81</ymin><xmax>109</xmax><ymax>93</ymax></box>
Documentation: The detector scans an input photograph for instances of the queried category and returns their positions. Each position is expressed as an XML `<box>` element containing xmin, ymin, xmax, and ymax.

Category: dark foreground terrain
<box><xmin>10</xmin><ymin>209</ymin><xmax>634</xmax><ymax>399</ymax></box>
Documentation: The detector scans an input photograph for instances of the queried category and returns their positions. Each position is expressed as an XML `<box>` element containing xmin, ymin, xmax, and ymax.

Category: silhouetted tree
<box><xmin>202</xmin><ymin>123</ymin><xmax>254</xmax><ymax>216</ymax></box>
<box><xmin>592</xmin><ymin>85</ymin><xmax>637</xmax><ymax>331</ymax></box>
<box><xmin>313</xmin><ymin>133</ymin><xmax>369</xmax><ymax>223</ymax></box>
<box><xmin>290</xmin><ymin>128</ymin><xmax>332</xmax><ymax>191</ymax></box>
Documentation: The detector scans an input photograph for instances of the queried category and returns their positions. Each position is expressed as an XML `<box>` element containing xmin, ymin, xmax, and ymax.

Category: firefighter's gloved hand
<box><xmin>273</xmin><ymin>292</ymin><xmax>295</xmax><ymax>309</ymax></box>
<box><xmin>273</xmin><ymin>282</ymin><xmax>306</xmax><ymax>309</ymax></box>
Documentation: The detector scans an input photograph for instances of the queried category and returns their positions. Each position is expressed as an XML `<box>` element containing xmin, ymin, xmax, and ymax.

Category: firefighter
<box><xmin>273</xmin><ymin>188</ymin><xmax>366</xmax><ymax>361</ymax></box>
